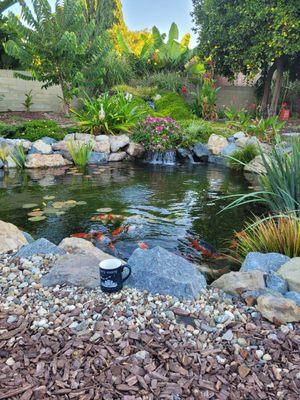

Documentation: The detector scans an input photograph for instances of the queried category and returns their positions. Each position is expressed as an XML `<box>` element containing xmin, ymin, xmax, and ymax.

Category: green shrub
<box><xmin>141</xmin><ymin>72</ymin><xmax>188</xmax><ymax>93</ymax></box>
<box><xmin>228</xmin><ymin>144</ymin><xmax>259</xmax><ymax>171</ymax></box>
<box><xmin>112</xmin><ymin>85</ymin><xmax>158</xmax><ymax>100</ymax></box>
<box><xmin>0</xmin><ymin>123</ymin><xmax>24</xmax><ymax>138</ymax></box>
<box><xmin>14</xmin><ymin>120</ymin><xmax>65</xmax><ymax>141</ymax></box>
<box><xmin>180</xmin><ymin>119</ymin><xmax>231</xmax><ymax>147</ymax></box>
<box><xmin>72</xmin><ymin>92</ymin><xmax>149</xmax><ymax>134</ymax></box>
<box><xmin>155</xmin><ymin>92</ymin><xmax>192</xmax><ymax>120</ymax></box>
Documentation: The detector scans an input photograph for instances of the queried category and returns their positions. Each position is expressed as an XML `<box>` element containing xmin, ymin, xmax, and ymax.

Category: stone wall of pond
<box><xmin>0</xmin><ymin>69</ymin><xmax>255</xmax><ymax>113</ymax></box>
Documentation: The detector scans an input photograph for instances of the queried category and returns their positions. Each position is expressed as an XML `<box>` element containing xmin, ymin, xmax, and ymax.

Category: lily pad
<box><xmin>28</xmin><ymin>216</ymin><xmax>47</xmax><ymax>222</ymax></box>
<box><xmin>96</xmin><ymin>208</ymin><xmax>112</xmax><ymax>213</ymax></box>
<box><xmin>76</xmin><ymin>201</ymin><xmax>87</xmax><ymax>206</ymax></box>
<box><xmin>27</xmin><ymin>211</ymin><xmax>44</xmax><ymax>217</ymax></box>
<box><xmin>43</xmin><ymin>208</ymin><xmax>60</xmax><ymax>214</ymax></box>
<box><xmin>22</xmin><ymin>203</ymin><xmax>38</xmax><ymax>209</ymax></box>
<box><xmin>55</xmin><ymin>211</ymin><xmax>66</xmax><ymax>216</ymax></box>
<box><xmin>43</xmin><ymin>195</ymin><xmax>56</xmax><ymax>201</ymax></box>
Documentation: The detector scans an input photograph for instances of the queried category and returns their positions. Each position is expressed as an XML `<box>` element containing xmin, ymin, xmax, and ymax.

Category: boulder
<box><xmin>208</xmin><ymin>155</ymin><xmax>228</xmax><ymax>166</ymax></box>
<box><xmin>30</xmin><ymin>140</ymin><xmax>53</xmax><ymax>155</ymax></box>
<box><xmin>14</xmin><ymin>238</ymin><xmax>65</xmax><ymax>259</ymax></box>
<box><xmin>285</xmin><ymin>291</ymin><xmax>300</xmax><ymax>306</ymax></box>
<box><xmin>52</xmin><ymin>141</ymin><xmax>68</xmax><ymax>152</ymax></box>
<box><xmin>59</xmin><ymin>237</ymin><xmax>115</xmax><ymax>261</ymax></box>
<box><xmin>240</xmin><ymin>252</ymin><xmax>290</xmax><ymax>274</ymax></box>
<box><xmin>235</xmin><ymin>137</ymin><xmax>248</xmax><ymax>148</ymax></box>
<box><xmin>192</xmin><ymin>143</ymin><xmax>210</xmax><ymax>161</ymax></box>
<box><xmin>74</xmin><ymin>133</ymin><xmax>94</xmax><ymax>142</ymax></box>
<box><xmin>25</xmin><ymin>154</ymin><xmax>70</xmax><ymax>168</ymax></box>
<box><xmin>41</xmin><ymin>253</ymin><xmax>102</xmax><ymax>288</ymax></box>
<box><xmin>126</xmin><ymin>143</ymin><xmax>145</xmax><ymax>158</ymax></box>
<box><xmin>221</xmin><ymin>143</ymin><xmax>238</xmax><ymax>157</ymax></box>
<box><xmin>88</xmin><ymin>152</ymin><xmax>108</xmax><ymax>165</ymax></box>
<box><xmin>266</xmin><ymin>273</ymin><xmax>288</xmax><ymax>294</ymax></box>
<box><xmin>207</xmin><ymin>134</ymin><xmax>228</xmax><ymax>155</ymax></box>
<box><xmin>94</xmin><ymin>135</ymin><xmax>110</xmax><ymax>153</ymax></box>
<box><xmin>276</xmin><ymin>258</ymin><xmax>300</xmax><ymax>292</ymax></box>
<box><xmin>126</xmin><ymin>246</ymin><xmax>206</xmax><ymax>299</ymax></box>
<box><xmin>257</xmin><ymin>295</ymin><xmax>300</xmax><ymax>323</ymax></box>
<box><xmin>0</xmin><ymin>220</ymin><xmax>28</xmax><ymax>253</ymax></box>
<box><xmin>242</xmin><ymin>289</ymin><xmax>283</xmax><ymax>305</ymax></box>
<box><xmin>110</xmin><ymin>135</ymin><xmax>130</xmax><ymax>153</ymax></box>
<box><xmin>22</xmin><ymin>231</ymin><xmax>34</xmax><ymax>244</ymax></box>
<box><xmin>40</xmin><ymin>137</ymin><xmax>57</xmax><ymax>145</ymax></box>
<box><xmin>244</xmin><ymin>155</ymin><xmax>267</xmax><ymax>174</ymax></box>
<box><xmin>211</xmin><ymin>270</ymin><xmax>266</xmax><ymax>295</ymax></box>
<box><xmin>233</xmin><ymin>131</ymin><xmax>246</xmax><ymax>140</ymax></box>
<box><xmin>108</xmin><ymin>152</ymin><xmax>127</xmax><ymax>162</ymax></box>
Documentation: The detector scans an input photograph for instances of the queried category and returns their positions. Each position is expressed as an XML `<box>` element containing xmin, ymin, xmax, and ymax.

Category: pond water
<box><xmin>0</xmin><ymin>162</ymin><xmax>252</xmax><ymax>272</ymax></box>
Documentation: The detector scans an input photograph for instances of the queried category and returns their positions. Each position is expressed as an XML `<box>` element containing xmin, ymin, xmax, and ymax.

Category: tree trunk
<box><xmin>59</xmin><ymin>78</ymin><xmax>70</xmax><ymax>115</ymax></box>
<box><xmin>269</xmin><ymin>57</ymin><xmax>284</xmax><ymax>116</ymax></box>
<box><xmin>261</xmin><ymin>63</ymin><xmax>276</xmax><ymax>117</ymax></box>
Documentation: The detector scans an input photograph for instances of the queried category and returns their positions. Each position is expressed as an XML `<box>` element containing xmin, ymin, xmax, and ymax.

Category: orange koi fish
<box><xmin>71</xmin><ymin>233</ymin><xmax>92</xmax><ymax>239</ymax></box>
<box><xmin>138</xmin><ymin>241</ymin><xmax>149</xmax><ymax>250</ymax></box>
<box><xmin>112</xmin><ymin>226</ymin><xmax>125</xmax><ymax>236</ymax></box>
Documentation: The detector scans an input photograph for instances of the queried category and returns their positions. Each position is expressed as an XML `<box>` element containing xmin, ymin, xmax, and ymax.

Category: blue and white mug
<box><xmin>99</xmin><ymin>259</ymin><xmax>131</xmax><ymax>293</ymax></box>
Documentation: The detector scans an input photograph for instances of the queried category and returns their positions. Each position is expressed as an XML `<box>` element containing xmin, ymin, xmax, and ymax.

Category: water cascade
<box><xmin>145</xmin><ymin>150</ymin><xmax>177</xmax><ymax>165</ymax></box>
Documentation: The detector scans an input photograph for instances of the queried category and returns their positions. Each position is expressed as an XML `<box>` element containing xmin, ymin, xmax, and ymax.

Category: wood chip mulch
<box><xmin>0</xmin><ymin>312</ymin><xmax>299</xmax><ymax>400</ymax></box>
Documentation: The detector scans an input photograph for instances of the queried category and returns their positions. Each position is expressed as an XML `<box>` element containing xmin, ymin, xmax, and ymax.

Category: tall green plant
<box><xmin>67</xmin><ymin>141</ymin><xmax>92</xmax><ymax>168</ymax></box>
<box><xmin>223</xmin><ymin>139</ymin><xmax>300</xmax><ymax>217</ymax></box>
<box><xmin>10</xmin><ymin>145</ymin><xmax>26</xmax><ymax>168</ymax></box>
<box><xmin>4</xmin><ymin>0</ymin><xmax>108</xmax><ymax>111</ymax></box>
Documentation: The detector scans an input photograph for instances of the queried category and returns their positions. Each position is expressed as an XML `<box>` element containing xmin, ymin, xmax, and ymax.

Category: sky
<box><xmin>8</xmin><ymin>0</ymin><xmax>197</xmax><ymax>47</ymax></box>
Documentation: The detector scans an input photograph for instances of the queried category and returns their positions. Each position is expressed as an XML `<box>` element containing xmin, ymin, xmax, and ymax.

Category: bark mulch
<box><xmin>0</xmin><ymin>311</ymin><xmax>299</xmax><ymax>400</ymax></box>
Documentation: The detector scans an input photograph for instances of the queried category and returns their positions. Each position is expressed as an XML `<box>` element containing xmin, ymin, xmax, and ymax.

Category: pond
<box><xmin>0</xmin><ymin>162</ymin><xmax>252</xmax><ymax>273</ymax></box>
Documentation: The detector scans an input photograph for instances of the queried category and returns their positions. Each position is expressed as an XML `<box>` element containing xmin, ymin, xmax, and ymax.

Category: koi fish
<box><xmin>112</xmin><ymin>226</ymin><xmax>125</xmax><ymax>236</ymax></box>
<box><xmin>188</xmin><ymin>238</ymin><xmax>228</xmax><ymax>259</ymax></box>
<box><xmin>71</xmin><ymin>233</ymin><xmax>92</xmax><ymax>239</ymax></box>
<box><xmin>108</xmin><ymin>242</ymin><xmax>116</xmax><ymax>251</ymax></box>
<box><xmin>138</xmin><ymin>241</ymin><xmax>149</xmax><ymax>250</ymax></box>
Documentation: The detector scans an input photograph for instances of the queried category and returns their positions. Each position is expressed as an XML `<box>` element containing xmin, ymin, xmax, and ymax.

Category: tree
<box><xmin>0</xmin><ymin>0</ymin><xmax>18</xmax><ymax>68</ymax></box>
<box><xmin>82</xmin><ymin>0</ymin><xmax>122</xmax><ymax>33</ymax></box>
<box><xmin>4</xmin><ymin>0</ymin><xmax>108</xmax><ymax>111</ymax></box>
<box><xmin>192</xmin><ymin>0</ymin><xmax>300</xmax><ymax>115</ymax></box>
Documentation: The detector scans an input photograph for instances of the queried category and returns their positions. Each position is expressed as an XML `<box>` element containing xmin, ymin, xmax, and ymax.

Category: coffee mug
<box><xmin>99</xmin><ymin>259</ymin><xmax>131</xmax><ymax>293</ymax></box>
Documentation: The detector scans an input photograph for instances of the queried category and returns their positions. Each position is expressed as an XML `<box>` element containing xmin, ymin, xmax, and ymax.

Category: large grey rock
<box><xmin>207</xmin><ymin>134</ymin><xmax>228</xmax><ymax>155</ymax></box>
<box><xmin>110</xmin><ymin>135</ymin><xmax>130</xmax><ymax>153</ymax></box>
<box><xmin>88</xmin><ymin>151</ymin><xmax>108</xmax><ymax>164</ymax></box>
<box><xmin>94</xmin><ymin>135</ymin><xmax>110</xmax><ymax>153</ymax></box>
<box><xmin>241</xmin><ymin>252</ymin><xmax>290</xmax><ymax>274</ymax></box>
<box><xmin>126</xmin><ymin>246</ymin><xmax>206</xmax><ymax>299</ymax></box>
<box><xmin>244</xmin><ymin>155</ymin><xmax>267</xmax><ymax>174</ymax></box>
<box><xmin>14</xmin><ymin>238</ymin><xmax>65</xmax><ymax>259</ymax></box>
<box><xmin>192</xmin><ymin>143</ymin><xmax>210</xmax><ymax>161</ymax></box>
<box><xmin>221</xmin><ymin>143</ymin><xmax>238</xmax><ymax>157</ymax></box>
<box><xmin>41</xmin><ymin>253</ymin><xmax>101</xmax><ymax>288</ymax></box>
<box><xmin>233</xmin><ymin>131</ymin><xmax>246</xmax><ymax>140</ymax></box>
<box><xmin>126</xmin><ymin>143</ymin><xmax>145</xmax><ymax>158</ymax></box>
<box><xmin>108</xmin><ymin>152</ymin><xmax>127</xmax><ymax>162</ymax></box>
<box><xmin>285</xmin><ymin>291</ymin><xmax>300</xmax><ymax>306</ymax></box>
<box><xmin>208</xmin><ymin>155</ymin><xmax>228</xmax><ymax>166</ymax></box>
<box><xmin>30</xmin><ymin>140</ymin><xmax>52</xmax><ymax>155</ymax></box>
<box><xmin>59</xmin><ymin>237</ymin><xmax>116</xmax><ymax>261</ymax></box>
<box><xmin>0</xmin><ymin>220</ymin><xmax>28</xmax><ymax>253</ymax></box>
<box><xmin>41</xmin><ymin>137</ymin><xmax>57</xmax><ymax>145</ymax></box>
<box><xmin>211</xmin><ymin>270</ymin><xmax>265</xmax><ymax>295</ymax></box>
<box><xmin>257</xmin><ymin>295</ymin><xmax>300</xmax><ymax>323</ymax></box>
<box><xmin>25</xmin><ymin>154</ymin><xmax>70</xmax><ymax>168</ymax></box>
<box><xmin>276</xmin><ymin>258</ymin><xmax>300</xmax><ymax>292</ymax></box>
<box><xmin>266</xmin><ymin>273</ymin><xmax>288</xmax><ymax>294</ymax></box>
<box><xmin>22</xmin><ymin>231</ymin><xmax>34</xmax><ymax>244</ymax></box>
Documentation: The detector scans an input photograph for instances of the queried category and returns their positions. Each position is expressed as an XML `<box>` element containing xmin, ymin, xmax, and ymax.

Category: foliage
<box><xmin>191</xmin><ymin>79</ymin><xmax>220</xmax><ymax>120</ymax></box>
<box><xmin>192</xmin><ymin>0</ymin><xmax>300</xmax><ymax>114</ymax></box>
<box><xmin>139</xmin><ymin>71</ymin><xmax>189</xmax><ymax>93</ymax></box>
<box><xmin>247</xmin><ymin>117</ymin><xmax>286</xmax><ymax>143</ymax></box>
<box><xmin>22</xmin><ymin>90</ymin><xmax>33</xmax><ymax>112</ymax></box>
<box><xmin>231</xmin><ymin>215</ymin><xmax>300</xmax><ymax>260</ymax></box>
<box><xmin>10</xmin><ymin>144</ymin><xmax>26</xmax><ymax>168</ymax></box>
<box><xmin>4</xmin><ymin>0</ymin><xmax>109</xmax><ymax>109</ymax></box>
<box><xmin>0</xmin><ymin>122</ymin><xmax>23</xmax><ymax>138</ymax></box>
<box><xmin>82</xmin><ymin>0</ymin><xmax>122</xmax><ymax>33</ymax></box>
<box><xmin>223</xmin><ymin>139</ymin><xmax>300</xmax><ymax>217</ymax></box>
<box><xmin>14</xmin><ymin>120</ymin><xmax>65</xmax><ymax>142</ymax></box>
<box><xmin>72</xmin><ymin>92</ymin><xmax>149</xmax><ymax>134</ymax></box>
<box><xmin>180</xmin><ymin>119</ymin><xmax>231</xmax><ymax>147</ymax></box>
<box><xmin>0</xmin><ymin>0</ymin><xmax>19</xmax><ymax>68</ymax></box>
<box><xmin>224</xmin><ymin>106</ymin><xmax>251</xmax><ymax>129</ymax></box>
<box><xmin>228</xmin><ymin>144</ymin><xmax>259</xmax><ymax>171</ymax></box>
<box><xmin>112</xmin><ymin>85</ymin><xmax>158</xmax><ymax>100</ymax></box>
<box><xmin>67</xmin><ymin>140</ymin><xmax>92</xmax><ymax>168</ymax></box>
<box><xmin>116</xmin><ymin>22</ymin><xmax>192</xmax><ymax>72</ymax></box>
<box><xmin>0</xmin><ymin>143</ymin><xmax>8</xmax><ymax>161</ymax></box>
<box><xmin>155</xmin><ymin>92</ymin><xmax>193</xmax><ymax>120</ymax></box>
<box><xmin>132</xmin><ymin>116</ymin><xmax>181</xmax><ymax>151</ymax></box>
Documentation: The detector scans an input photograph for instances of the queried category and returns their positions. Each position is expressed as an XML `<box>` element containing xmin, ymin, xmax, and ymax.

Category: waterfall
<box><xmin>145</xmin><ymin>150</ymin><xmax>176</xmax><ymax>165</ymax></box>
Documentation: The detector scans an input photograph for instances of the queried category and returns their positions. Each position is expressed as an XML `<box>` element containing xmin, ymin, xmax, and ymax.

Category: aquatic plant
<box><xmin>10</xmin><ymin>145</ymin><xmax>26</xmax><ymax>168</ymax></box>
<box><xmin>67</xmin><ymin>141</ymin><xmax>93</xmax><ymax>168</ymax></box>
<box><xmin>228</xmin><ymin>144</ymin><xmax>259</xmax><ymax>171</ymax></box>
<box><xmin>223</xmin><ymin>138</ymin><xmax>300</xmax><ymax>217</ymax></box>
<box><xmin>132</xmin><ymin>115</ymin><xmax>181</xmax><ymax>151</ymax></box>
<box><xmin>231</xmin><ymin>215</ymin><xmax>300</xmax><ymax>261</ymax></box>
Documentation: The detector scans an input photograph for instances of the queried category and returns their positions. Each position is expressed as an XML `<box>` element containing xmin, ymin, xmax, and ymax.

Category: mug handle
<box><xmin>121</xmin><ymin>264</ymin><xmax>131</xmax><ymax>283</ymax></box>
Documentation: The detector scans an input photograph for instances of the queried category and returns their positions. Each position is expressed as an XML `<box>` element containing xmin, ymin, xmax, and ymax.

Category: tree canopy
<box><xmin>192</xmin><ymin>0</ymin><xmax>300</xmax><ymax>114</ymax></box>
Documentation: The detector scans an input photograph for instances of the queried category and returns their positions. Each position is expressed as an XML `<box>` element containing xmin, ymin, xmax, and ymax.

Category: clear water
<box><xmin>0</xmin><ymin>162</ymin><xmax>252</xmax><ymax>269</ymax></box>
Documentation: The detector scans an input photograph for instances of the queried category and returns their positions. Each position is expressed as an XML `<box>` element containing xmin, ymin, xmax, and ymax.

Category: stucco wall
<box><xmin>0</xmin><ymin>69</ymin><xmax>63</xmax><ymax>112</ymax></box>
<box><xmin>217</xmin><ymin>86</ymin><xmax>256</xmax><ymax>111</ymax></box>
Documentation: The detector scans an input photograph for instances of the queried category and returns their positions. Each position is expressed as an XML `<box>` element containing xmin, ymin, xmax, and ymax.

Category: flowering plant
<box><xmin>132</xmin><ymin>116</ymin><xmax>181</xmax><ymax>150</ymax></box>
